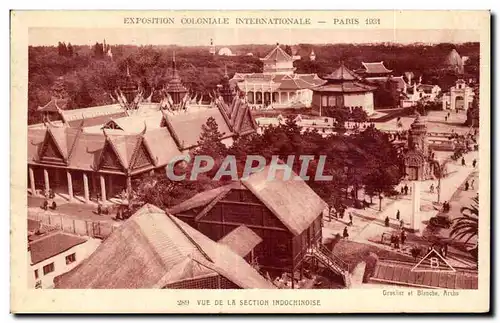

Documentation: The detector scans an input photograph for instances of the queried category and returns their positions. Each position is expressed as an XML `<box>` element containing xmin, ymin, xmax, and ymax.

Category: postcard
<box><xmin>11</xmin><ymin>10</ymin><xmax>490</xmax><ymax>313</ymax></box>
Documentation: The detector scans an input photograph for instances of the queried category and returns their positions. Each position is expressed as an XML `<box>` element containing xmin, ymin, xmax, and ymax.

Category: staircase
<box><xmin>307</xmin><ymin>244</ymin><xmax>351</xmax><ymax>288</ymax></box>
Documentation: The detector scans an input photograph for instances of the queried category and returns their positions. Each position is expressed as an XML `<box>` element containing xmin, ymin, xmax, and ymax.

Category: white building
<box><xmin>218</xmin><ymin>47</ymin><xmax>233</xmax><ymax>56</ymax></box>
<box><xmin>28</xmin><ymin>231</ymin><xmax>100</xmax><ymax>289</ymax></box>
<box><xmin>442</xmin><ymin>79</ymin><xmax>475</xmax><ymax>111</ymax></box>
<box><xmin>231</xmin><ymin>44</ymin><xmax>324</xmax><ymax>109</ymax></box>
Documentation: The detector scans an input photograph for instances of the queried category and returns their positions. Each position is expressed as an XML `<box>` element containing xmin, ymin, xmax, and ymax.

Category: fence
<box><xmin>28</xmin><ymin>211</ymin><xmax>118</xmax><ymax>239</ymax></box>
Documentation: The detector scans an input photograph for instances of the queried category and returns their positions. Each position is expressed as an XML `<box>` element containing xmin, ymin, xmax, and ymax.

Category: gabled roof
<box><xmin>54</xmin><ymin>204</ymin><xmax>275</xmax><ymax>289</ymax></box>
<box><xmin>260</xmin><ymin>44</ymin><xmax>294</xmax><ymax>62</ymax></box>
<box><xmin>219</xmin><ymin>225</ymin><xmax>263</xmax><ymax>257</ymax></box>
<box><xmin>170</xmin><ymin>165</ymin><xmax>328</xmax><ymax>236</ymax></box>
<box><xmin>361</xmin><ymin>61</ymin><xmax>393</xmax><ymax>74</ymax></box>
<box><xmin>241</xmin><ymin>165</ymin><xmax>327</xmax><ymax>236</ymax></box>
<box><xmin>29</xmin><ymin>232</ymin><xmax>87</xmax><ymax>265</ymax></box>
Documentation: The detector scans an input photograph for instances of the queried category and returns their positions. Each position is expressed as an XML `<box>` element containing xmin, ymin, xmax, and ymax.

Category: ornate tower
<box><xmin>165</xmin><ymin>52</ymin><xmax>188</xmax><ymax>106</ymax></box>
<box><xmin>408</xmin><ymin>113</ymin><xmax>429</xmax><ymax>156</ymax></box>
<box><xmin>209</xmin><ymin>38</ymin><xmax>216</xmax><ymax>55</ymax></box>
<box><xmin>219</xmin><ymin>65</ymin><xmax>233</xmax><ymax>105</ymax></box>
<box><xmin>120</xmin><ymin>66</ymin><xmax>141</xmax><ymax>110</ymax></box>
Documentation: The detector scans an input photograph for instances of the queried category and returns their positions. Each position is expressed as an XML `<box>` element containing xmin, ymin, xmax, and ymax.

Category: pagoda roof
<box><xmin>360</xmin><ymin>61</ymin><xmax>393</xmax><ymax>74</ymax></box>
<box><xmin>322</xmin><ymin>64</ymin><xmax>362</xmax><ymax>81</ymax></box>
<box><xmin>260</xmin><ymin>44</ymin><xmax>294</xmax><ymax>62</ymax></box>
<box><xmin>313</xmin><ymin>81</ymin><xmax>377</xmax><ymax>93</ymax></box>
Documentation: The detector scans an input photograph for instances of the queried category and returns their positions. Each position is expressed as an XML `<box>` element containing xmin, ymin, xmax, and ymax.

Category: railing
<box><xmin>306</xmin><ymin>245</ymin><xmax>351</xmax><ymax>287</ymax></box>
<box><xmin>317</xmin><ymin>244</ymin><xmax>350</xmax><ymax>273</ymax></box>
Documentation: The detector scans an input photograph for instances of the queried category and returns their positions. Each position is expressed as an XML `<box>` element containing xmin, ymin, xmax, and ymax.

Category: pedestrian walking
<box><xmin>348</xmin><ymin>212</ymin><xmax>353</xmax><ymax>226</ymax></box>
<box><xmin>385</xmin><ymin>216</ymin><xmax>390</xmax><ymax>227</ymax></box>
<box><xmin>472</xmin><ymin>159</ymin><xmax>477</xmax><ymax>168</ymax></box>
<box><xmin>400</xmin><ymin>219</ymin><xmax>404</xmax><ymax>229</ymax></box>
<box><xmin>401</xmin><ymin>186</ymin><xmax>405</xmax><ymax>195</ymax></box>
<box><xmin>464</xmin><ymin>181</ymin><xmax>469</xmax><ymax>191</ymax></box>
<box><xmin>343</xmin><ymin>226</ymin><xmax>349</xmax><ymax>239</ymax></box>
<box><xmin>400</xmin><ymin>230</ymin><xmax>407</xmax><ymax>245</ymax></box>
<box><xmin>471</xmin><ymin>179</ymin><xmax>475</xmax><ymax>189</ymax></box>
<box><xmin>394</xmin><ymin>235</ymin><xmax>400</xmax><ymax>249</ymax></box>
<box><xmin>461</xmin><ymin>157</ymin><xmax>466</xmax><ymax>166</ymax></box>
<box><xmin>404</xmin><ymin>184</ymin><xmax>409</xmax><ymax>195</ymax></box>
<box><xmin>396</xmin><ymin>209</ymin><xmax>400</xmax><ymax>220</ymax></box>
<box><xmin>429</xmin><ymin>184</ymin><xmax>434</xmax><ymax>193</ymax></box>
<box><xmin>447</xmin><ymin>112</ymin><xmax>451</xmax><ymax>118</ymax></box>
<box><xmin>445</xmin><ymin>116</ymin><xmax>448</xmax><ymax>122</ymax></box>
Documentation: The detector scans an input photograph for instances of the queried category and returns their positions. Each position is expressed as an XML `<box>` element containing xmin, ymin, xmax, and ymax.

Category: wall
<box><xmin>29</xmin><ymin>238</ymin><xmax>101</xmax><ymax>289</ymax></box>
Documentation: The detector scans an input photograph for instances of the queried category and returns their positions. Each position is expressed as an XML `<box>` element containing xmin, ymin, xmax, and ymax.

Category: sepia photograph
<box><xmin>11</xmin><ymin>10</ymin><xmax>490</xmax><ymax>313</ymax></box>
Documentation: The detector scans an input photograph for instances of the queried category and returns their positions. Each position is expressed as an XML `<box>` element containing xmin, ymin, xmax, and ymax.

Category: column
<box><xmin>29</xmin><ymin>167</ymin><xmax>36</xmax><ymax>196</ymax></box>
<box><xmin>43</xmin><ymin>168</ymin><xmax>50</xmax><ymax>195</ymax></box>
<box><xmin>126</xmin><ymin>176</ymin><xmax>132</xmax><ymax>205</ymax></box>
<box><xmin>66</xmin><ymin>170</ymin><xmax>73</xmax><ymax>201</ymax></box>
<box><xmin>82</xmin><ymin>172</ymin><xmax>90</xmax><ymax>203</ymax></box>
<box><xmin>278</xmin><ymin>92</ymin><xmax>282</xmax><ymax>104</ymax></box>
<box><xmin>287</xmin><ymin>92</ymin><xmax>290</xmax><ymax>103</ymax></box>
<box><xmin>410</xmin><ymin>181</ymin><xmax>421</xmax><ymax>233</ymax></box>
<box><xmin>108</xmin><ymin>175</ymin><xmax>114</xmax><ymax>199</ymax></box>
<box><xmin>100</xmin><ymin>174</ymin><xmax>107</xmax><ymax>202</ymax></box>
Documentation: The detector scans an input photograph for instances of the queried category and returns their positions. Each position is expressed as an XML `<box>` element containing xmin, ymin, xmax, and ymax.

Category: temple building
<box><xmin>311</xmin><ymin>64</ymin><xmax>377</xmax><ymax>115</ymax></box>
<box><xmin>403</xmin><ymin>114</ymin><xmax>434</xmax><ymax>181</ymax></box>
<box><xmin>230</xmin><ymin>44</ymin><xmax>325</xmax><ymax>109</ymax></box>
<box><xmin>442</xmin><ymin>79</ymin><xmax>475</xmax><ymax>111</ymax></box>
<box><xmin>27</xmin><ymin>65</ymin><xmax>257</xmax><ymax>205</ymax></box>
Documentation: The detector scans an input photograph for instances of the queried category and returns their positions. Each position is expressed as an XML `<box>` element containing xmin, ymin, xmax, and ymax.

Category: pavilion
<box><xmin>230</xmin><ymin>44</ymin><xmax>325</xmax><ymax>109</ymax></box>
<box><xmin>27</xmin><ymin>62</ymin><xmax>257</xmax><ymax>205</ymax></box>
<box><xmin>311</xmin><ymin>64</ymin><xmax>377</xmax><ymax>115</ymax></box>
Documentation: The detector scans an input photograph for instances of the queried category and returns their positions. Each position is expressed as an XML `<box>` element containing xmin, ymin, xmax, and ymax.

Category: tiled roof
<box><xmin>29</xmin><ymin>232</ymin><xmax>87</xmax><ymax>265</ymax></box>
<box><xmin>260</xmin><ymin>45</ymin><xmax>294</xmax><ymax>62</ymax></box>
<box><xmin>361</xmin><ymin>61</ymin><xmax>393</xmax><ymax>74</ymax></box>
<box><xmin>313</xmin><ymin>81</ymin><xmax>377</xmax><ymax>93</ymax></box>
<box><xmin>322</xmin><ymin>64</ymin><xmax>362</xmax><ymax>81</ymax></box>
<box><xmin>54</xmin><ymin>204</ymin><xmax>275</xmax><ymax>289</ymax></box>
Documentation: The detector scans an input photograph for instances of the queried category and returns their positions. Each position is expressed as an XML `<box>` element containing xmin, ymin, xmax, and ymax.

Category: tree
<box><xmin>465</xmin><ymin>86</ymin><xmax>479</xmax><ymax>127</ymax></box>
<box><xmin>195</xmin><ymin>117</ymin><xmax>228</xmax><ymax>157</ymax></box>
<box><xmin>450</xmin><ymin>197</ymin><xmax>478</xmax><ymax>247</ymax></box>
<box><xmin>51</xmin><ymin>77</ymin><xmax>69</xmax><ymax>99</ymax></box>
<box><xmin>350</xmin><ymin>107</ymin><xmax>368</xmax><ymax>123</ymax></box>
<box><xmin>57</xmin><ymin>42</ymin><xmax>67</xmax><ymax>56</ymax></box>
<box><xmin>67</xmin><ymin>43</ymin><xmax>74</xmax><ymax>57</ymax></box>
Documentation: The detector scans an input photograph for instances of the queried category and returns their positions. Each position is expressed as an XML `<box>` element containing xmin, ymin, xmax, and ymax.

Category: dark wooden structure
<box><xmin>169</xmin><ymin>166</ymin><xmax>327</xmax><ymax>281</ymax></box>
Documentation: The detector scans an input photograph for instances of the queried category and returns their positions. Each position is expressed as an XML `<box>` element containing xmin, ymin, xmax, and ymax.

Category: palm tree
<box><xmin>450</xmin><ymin>197</ymin><xmax>478</xmax><ymax>246</ymax></box>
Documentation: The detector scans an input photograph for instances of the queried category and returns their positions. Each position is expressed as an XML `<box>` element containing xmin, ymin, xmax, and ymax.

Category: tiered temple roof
<box><xmin>260</xmin><ymin>44</ymin><xmax>296</xmax><ymax>62</ymax></box>
<box><xmin>314</xmin><ymin>64</ymin><xmax>377</xmax><ymax>93</ymax></box>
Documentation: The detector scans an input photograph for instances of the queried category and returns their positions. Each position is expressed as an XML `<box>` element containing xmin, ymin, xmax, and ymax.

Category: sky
<box><xmin>29</xmin><ymin>28</ymin><xmax>480</xmax><ymax>47</ymax></box>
